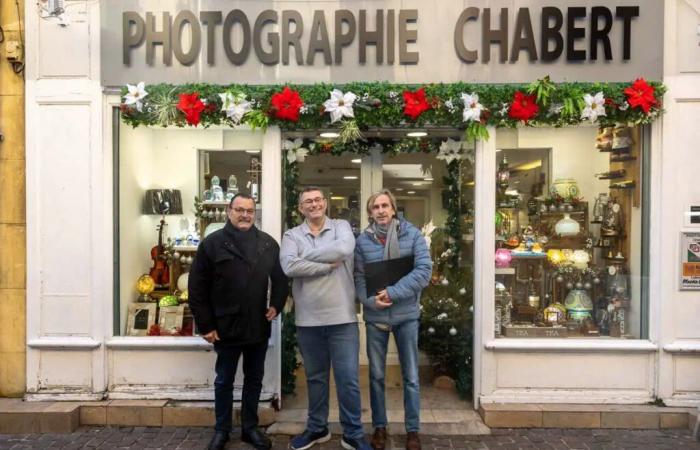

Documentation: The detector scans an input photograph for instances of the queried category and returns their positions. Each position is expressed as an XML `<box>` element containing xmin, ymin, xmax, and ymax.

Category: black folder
<box><xmin>364</xmin><ymin>256</ymin><xmax>415</xmax><ymax>297</ymax></box>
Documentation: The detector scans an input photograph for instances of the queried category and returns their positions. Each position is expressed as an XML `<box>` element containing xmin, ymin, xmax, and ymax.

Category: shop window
<box><xmin>115</xmin><ymin>118</ymin><xmax>264</xmax><ymax>337</ymax></box>
<box><xmin>494</xmin><ymin>126</ymin><xmax>649</xmax><ymax>339</ymax></box>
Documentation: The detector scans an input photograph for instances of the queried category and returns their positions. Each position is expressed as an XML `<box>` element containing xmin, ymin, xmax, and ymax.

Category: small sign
<box><xmin>691</xmin><ymin>206</ymin><xmax>700</xmax><ymax>225</ymax></box>
<box><xmin>680</xmin><ymin>231</ymin><xmax>700</xmax><ymax>290</ymax></box>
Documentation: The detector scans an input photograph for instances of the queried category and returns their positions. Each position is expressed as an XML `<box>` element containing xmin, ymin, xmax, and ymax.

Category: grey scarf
<box><xmin>369</xmin><ymin>218</ymin><xmax>401</xmax><ymax>260</ymax></box>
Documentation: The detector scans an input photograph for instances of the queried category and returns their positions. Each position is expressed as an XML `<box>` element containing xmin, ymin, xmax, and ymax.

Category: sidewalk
<box><xmin>1</xmin><ymin>427</ymin><xmax>699</xmax><ymax>449</ymax></box>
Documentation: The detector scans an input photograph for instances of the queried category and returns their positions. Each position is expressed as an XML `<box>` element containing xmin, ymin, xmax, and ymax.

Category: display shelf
<box><xmin>609</xmin><ymin>182</ymin><xmax>636</xmax><ymax>190</ymax></box>
<box><xmin>610</xmin><ymin>156</ymin><xmax>637</xmax><ymax>162</ymax></box>
<box><xmin>201</xmin><ymin>200</ymin><xmax>231</xmax><ymax>207</ymax></box>
<box><xmin>173</xmin><ymin>245</ymin><xmax>198</xmax><ymax>252</ymax></box>
<box><xmin>604</xmin><ymin>256</ymin><xmax>627</xmax><ymax>262</ymax></box>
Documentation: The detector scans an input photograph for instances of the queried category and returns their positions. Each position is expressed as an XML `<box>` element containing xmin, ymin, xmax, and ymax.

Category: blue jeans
<box><xmin>366</xmin><ymin>319</ymin><xmax>420</xmax><ymax>432</ymax></box>
<box><xmin>296</xmin><ymin>323</ymin><xmax>364</xmax><ymax>440</ymax></box>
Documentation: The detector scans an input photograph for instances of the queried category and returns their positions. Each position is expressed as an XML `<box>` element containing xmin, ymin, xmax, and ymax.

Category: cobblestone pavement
<box><xmin>1</xmin><ymin>427</ymin><xmax>699</xmax><ymax>450</ymax></box>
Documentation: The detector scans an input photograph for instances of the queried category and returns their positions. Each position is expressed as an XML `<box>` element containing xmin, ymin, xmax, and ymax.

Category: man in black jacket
<box><xmin>189</xmin><ymin>193</ymin><xmax>288</xmax><ymax>450</ymax></box>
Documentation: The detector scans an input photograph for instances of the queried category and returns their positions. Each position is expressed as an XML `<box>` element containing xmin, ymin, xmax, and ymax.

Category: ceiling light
<box><xmin>245</xmin><ymin>150</ymin><xmax>260</xmax><ymax>154</ymax></box>
<box><xmin>319</xmin><ymin>132</ymin><xmax>340</xmax><ymax>138</ymax></box>
<box><xmin>407</xmin><ymin>191</ymin><xmax>416</xmax><ymax>194</ymax></box>
<box><xmin>395</xmin><ymin>188</ymin><xmax>404</xmax><ymax>191</ymax></box>
<box><xmin>424</xmin><ymin>177</ymin><xmax>434</xmax><ymax>182</ymax></box>
<box><xmin>343</xmin><ymin>176</ymin><xmax>358</xmax><ymax>180</ymax></box>
<box><xmin>412</xmin><ymin>182</ymin><xmax>423</xmax><ymax>186</ymax></box>
<box><xmin>512</xmin><ymin>160</ymin><xmax>542</xmax><ymax>171</ymax></box>
<box><xmin>406</xmin><ymin>131</ymin><xmax>428</xmax><ymax>138</ymax></box>
<box><xmin>351</xmin><ymin>158</ymin><xmax>362</xmax><ymax>164</ymax></box>
<box><xmin>330</xmin><ymin>196</ymin><xmax>345</xmax><ymax>200</ymax></box>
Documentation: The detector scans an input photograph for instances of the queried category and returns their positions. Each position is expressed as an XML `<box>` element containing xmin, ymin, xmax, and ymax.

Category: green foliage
<box><xmin>281</xmin><ymin>310</ymin><xmax>300</xmax><ymax>395</ymax></box>
<box><xmin>419</xmin><ymin>264</ymin><xmax>474</xmax><ymax>399</ymax></box>
<box><xmin>120</xmin><ymin>79</ymin><xmax>666</xmax><ymax>131</ymax></box>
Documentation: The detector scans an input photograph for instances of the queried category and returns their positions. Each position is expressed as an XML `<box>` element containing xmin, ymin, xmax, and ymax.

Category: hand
<box><xmin>329</xmin><ymin>260</ymin><xmax>343</xmax><ymax>269</ymax></box>
<box><xmin>374</xmin><ymin>290</ymin><xmax>393</xmax><ymax>309</ymax></box>
<box><xmin>202</xmin><ymin>330</ymin><xmax>219</xmax><ymax>344</ymax></box>
<box><xmin>266</xmin><ymin>306</ymin><xmax>278</xmax><ymax>321</ymax></box>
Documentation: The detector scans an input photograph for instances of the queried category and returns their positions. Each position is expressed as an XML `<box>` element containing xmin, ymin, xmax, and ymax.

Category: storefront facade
<box><xmin>22</xmin><ymin>0</ymin><xmax>700</xmax><ymax>408</ymax></box>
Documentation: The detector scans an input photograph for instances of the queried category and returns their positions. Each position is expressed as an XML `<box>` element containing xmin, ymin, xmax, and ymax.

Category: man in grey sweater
<box><xmin>280</xmin><ymin>186</ymin><xmax>370</xmax><ymax>450</ymax></box>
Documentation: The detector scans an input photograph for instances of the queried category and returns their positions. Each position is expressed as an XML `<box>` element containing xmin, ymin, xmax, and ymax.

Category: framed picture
<box><xmin>126</xmin><ymin>303</ymin><xmax>157</xmax><ymax>336</ymax></box>
<box><xmin>158</xmin><ymin>305</ymin><xmax>185</xmax><ymax>335</ymax></box>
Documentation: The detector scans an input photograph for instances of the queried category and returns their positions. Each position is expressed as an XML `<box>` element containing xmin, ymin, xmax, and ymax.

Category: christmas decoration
<box><xmin>581</xmin><ymin>92</ymin><xmax>606</xmax><ymax>122</ymax></box>
<box><xmin>219</xmin><ymin>91</ymin><xmax>252</xmax><ymax>124</ymax></box>
<box><xmin>508</xmin><ymin>91</ymin><xmax>539</xmax><ymax>122</ymax></box>
<box><xmin>323</xmin><ymin>89</ymin><xmax>357</xmax><ymax>123</ymax></box>
<box><xmin>123</xmin><ymin>81</ymin><xmax>148</xmax><ymax>112</ymax></box>
<box><xmin>271</xmin><ymin>86</ymin><xmax>304</xmax><ymax>122</ymax></box>
<box><xmin>121</xmin><ymin>78</ymin><xmax>665</xmax><ymax>132</ymax></box>
<box><xmin>176</xmin><ymin>92</ymin><xmax>206</xmax><ymax>126</ymax></box>
<box><xmin>403</xmin><ymin>87</ymin><xmax>431</xmax><ymax>119</ymax></box>
<box><xmin>624</xmin><ymin>78</ymin><xmax>657</xmax><ymax>114</ymax></box>
<box><xmin>461</xmin><ymin>93</ymin><xmax>484</xmax><ymax>122</ymax></box>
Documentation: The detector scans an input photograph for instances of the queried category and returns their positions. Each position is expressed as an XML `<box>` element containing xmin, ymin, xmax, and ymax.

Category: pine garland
<box><xmin>120</xmin><ymin>79</ymin><xmax>665</xmax><ymax>135</ymax></box>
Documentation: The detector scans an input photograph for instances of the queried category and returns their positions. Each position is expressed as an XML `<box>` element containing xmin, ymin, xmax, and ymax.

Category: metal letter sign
<box><xmin>101</xmin><ymin>0</ymin><xmax>663</xmax><ymax>86</ymax></box>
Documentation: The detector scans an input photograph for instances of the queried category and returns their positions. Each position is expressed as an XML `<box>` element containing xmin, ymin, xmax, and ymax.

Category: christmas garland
<box><xmin>121</xmin><ymin>77</ymin><xmax>665</xmax><ymax>142</ymax></box>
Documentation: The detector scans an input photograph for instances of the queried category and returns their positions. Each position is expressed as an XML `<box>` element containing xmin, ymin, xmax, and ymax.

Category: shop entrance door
<box><xmin>294</xmin><ymin>144</ymin><xmax>458</xmax><ymax>367</ymax></box>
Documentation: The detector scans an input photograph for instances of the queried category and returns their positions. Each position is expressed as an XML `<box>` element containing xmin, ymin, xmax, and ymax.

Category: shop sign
<box><xmin>101</xmin><ymin>0</ymin><xmax>663</xmax><ymax>86</ymax></box>
<box><xmin>680</xmin><ymin>231</ymin><xmax>700</xmax><ymax>290</ymax></box>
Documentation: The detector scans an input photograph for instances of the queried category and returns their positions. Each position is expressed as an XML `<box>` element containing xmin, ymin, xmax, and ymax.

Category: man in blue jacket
<box><xmin>354</xmin><ymin>189</ymin><xmax>432</xmax><ymax>450</ymax></box>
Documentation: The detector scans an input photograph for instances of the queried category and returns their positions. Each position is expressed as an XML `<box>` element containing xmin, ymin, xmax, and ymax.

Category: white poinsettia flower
<box><xmin>218</xmin><ymin>92</ymin><xmax>252</xmax><ymax>124</ymax></box>
<box><xmin>581</xmin><ymin>92</ymin><xmax>606</xmax><ymax>122</ymax></box>
<box><xmin>284</xmin><ymin>138</ymin><xmax>309</xmax><ymax>163</ymax></box>
<box><xmin>436</xmin><ymin>138</ymin><xmax>464</xmax><ymax>165</ymax></box>
<box><xmin>124</xmin><ymin>82</ymin><xmax>148</xmax><ymax>112</ymax></box>
<box><xmin>283</xmin><ymin>138</ymin><xmax>304</xmax><ymax>151</ymax></box>
<box><xmin>323</xmin><ymin>89</ymin><xmax>357</xmax><ymax>123</ymax></box>
<box><xmin>461</xmin><ymin>93</ymin><xmax>484</xmax><ymax>122</ymax></box>
<box><xmin>287</xmin><ymin>148</ymin><xmax>309</xmax><ymax>164</ymax></box>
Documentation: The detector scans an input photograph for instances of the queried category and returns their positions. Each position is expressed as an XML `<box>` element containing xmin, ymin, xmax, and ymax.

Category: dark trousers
<box><xmin>214</xmin><ymin>340</ymin><xmax>268</xmax><ymax>433</ymax></box>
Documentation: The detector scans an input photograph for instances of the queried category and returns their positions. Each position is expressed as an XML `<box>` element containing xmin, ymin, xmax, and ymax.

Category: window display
<box><xmin>494</xmin><ymin>125</ymin><xmax>648</xmax><ymax>339</ymax></box>
<box><xmin>116</xmin><ymin>123</ymin><xmax>264</xmax><ymax>337</ymax></box>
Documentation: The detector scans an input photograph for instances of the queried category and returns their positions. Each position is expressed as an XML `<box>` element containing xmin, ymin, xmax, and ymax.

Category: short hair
<box><xmin>366</xmin><ymin>189</ymin><xmax>398</xmax><ymax>223</ymax></box>
<box><xmin>297</xmin><ymin>186</ymin><xmax>325</xmax><ymax>204</ymax></box>
<box><xmin>229</xmin><ymin>192</ymin><xmax>255</xmax><ymax>207</ymax></box>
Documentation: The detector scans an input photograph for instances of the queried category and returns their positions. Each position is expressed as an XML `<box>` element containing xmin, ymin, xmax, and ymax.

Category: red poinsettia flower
<box><xmin>271</xmin><ymin>86</ymin><xmax>304</xmax><ymax>122</ymax></box>
<box><xmin>624</xmin><ymin>78</ymin><xmax>656</xmax><ymax>114</ymax></box>
<box><xmin>508</xmin><ymin>91</ymin><xmax>539</xmax><ymax>122</ymax></box>
<box><xmin>403</xmin><ymin>88</ymin><xmax>431</xmax><ymax>120</ymax></box>
<box><xmin>176</xmin><ymin>92</ymin><xmax>206</xmax><ymax>126</ymax></box>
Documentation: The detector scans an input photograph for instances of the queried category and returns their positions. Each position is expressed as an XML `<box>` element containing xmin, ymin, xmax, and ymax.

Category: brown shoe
<box><xmin>405</xmin><ymin>431</ymin><xmax>421</xmax><ymax>450</ymax></box>
<box><xmin>371</xmin><ymin>427</ymin><xmax>387</xmax><ymax>450</ymax></box>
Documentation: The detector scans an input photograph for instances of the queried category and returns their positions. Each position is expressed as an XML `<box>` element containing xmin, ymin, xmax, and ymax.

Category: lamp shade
<box><xmin>143</xmin><ymin>189</ymin><xmax>183</xmax><ymax>215</ymax></box>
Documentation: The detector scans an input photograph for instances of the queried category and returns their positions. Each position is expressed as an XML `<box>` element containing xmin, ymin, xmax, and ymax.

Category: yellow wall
<box><xmin>0</xmin><ymin>0</ymin><xmax>25</xmax><ymax>397</ymax></box>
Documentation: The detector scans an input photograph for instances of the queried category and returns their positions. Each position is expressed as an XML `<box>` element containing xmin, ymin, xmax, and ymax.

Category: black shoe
<box><xmin>207</xmin><ymin>431</ymin><xmax>230</xmax><ymax>450</ymax></box>
<box><xmin>242</xmin><ymin>427</ymin><xmax>272</xmax><ymax>450</ymax></box>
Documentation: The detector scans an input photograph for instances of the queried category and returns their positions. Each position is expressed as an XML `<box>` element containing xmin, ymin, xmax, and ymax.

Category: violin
<box><xmin>149</xmin><ymin>219</ymin><xmax>170</xmax><ymax>287</ymax></box>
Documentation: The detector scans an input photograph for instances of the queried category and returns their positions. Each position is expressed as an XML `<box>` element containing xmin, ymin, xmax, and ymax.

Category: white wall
<box><xmin>656</xmin><ymin>0</ymin><xmax>700</xmax><ymax>406</ymax></box>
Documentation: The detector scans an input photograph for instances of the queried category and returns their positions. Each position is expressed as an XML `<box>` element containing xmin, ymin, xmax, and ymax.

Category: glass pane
<box><xmin>297</xmin><ymin>153</ymin><xmax>362</xmax><ymax>236</ymax></box>
<box><xmin>494</xmin><ymin>126</ymin><xmax>647</xmax><ymax>339</ymax></box>
<box><xmin>117</xmin><ymin>123</ymin><xmax>263</xmax><ymax>337</ymax></box>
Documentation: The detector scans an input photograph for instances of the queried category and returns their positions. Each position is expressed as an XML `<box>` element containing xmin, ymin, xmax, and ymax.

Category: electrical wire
<box><xmin>12</xmin><ymin>0</ymin><xmax>24</xmax><ymax>74</ymax></box>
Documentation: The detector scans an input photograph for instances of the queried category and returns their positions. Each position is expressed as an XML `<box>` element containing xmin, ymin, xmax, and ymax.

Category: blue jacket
<box><xmin>354</xmin><ymin>220</ymin><xmax>432</xmax><ymax>325</ymax></box>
